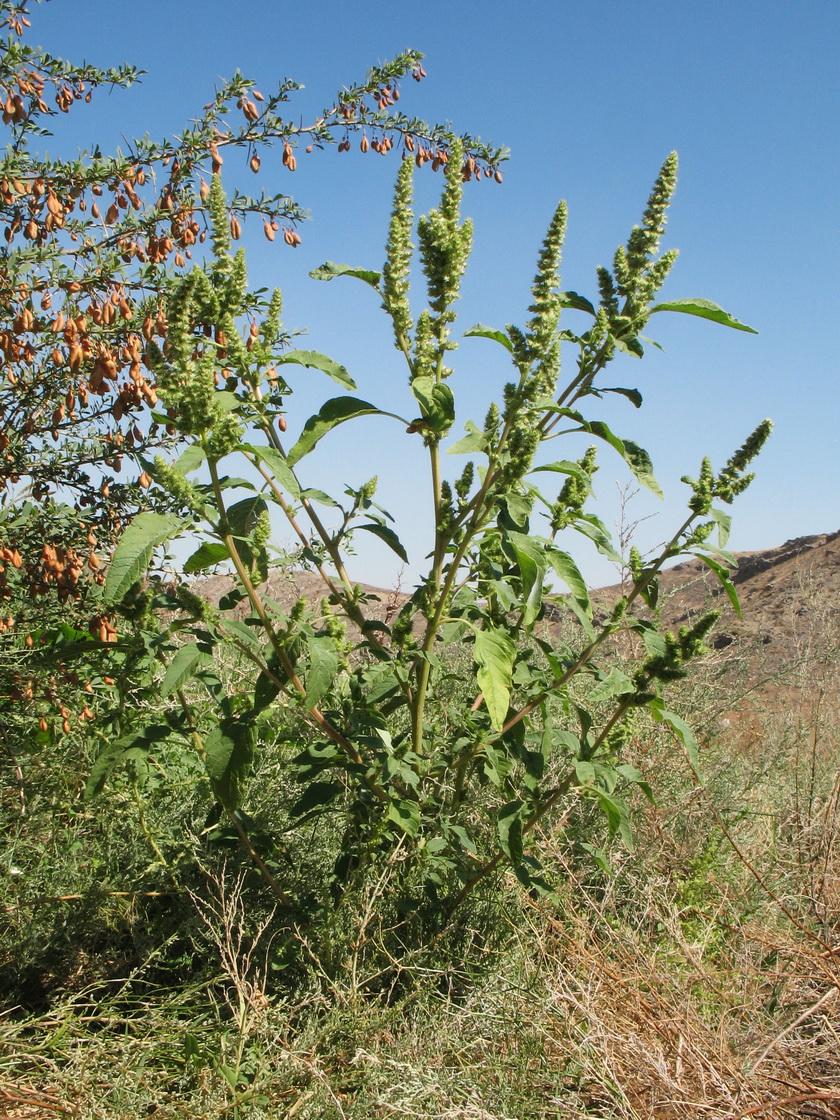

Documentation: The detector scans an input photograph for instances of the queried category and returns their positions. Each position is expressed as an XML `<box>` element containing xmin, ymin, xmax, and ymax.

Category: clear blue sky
<box><xmin>25</xmin><ymin>0</ymin><xmax>840</xmax><ymax>588</ymax></box>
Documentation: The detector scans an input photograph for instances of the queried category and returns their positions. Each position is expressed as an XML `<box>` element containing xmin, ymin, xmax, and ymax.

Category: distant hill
<box><xmin>198</xmin><ymin>530</ymin><xmax>840</xmax><ymax>667</ymax></box>
<box><xmin>606</xmin><ymin>531</ymin><xmax>840</xmax><ymax>663</ymax></box>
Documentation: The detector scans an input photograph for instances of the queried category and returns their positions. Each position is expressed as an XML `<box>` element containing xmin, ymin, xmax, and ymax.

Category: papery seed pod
<box><xmin>263</xmin><ymin>221</ymin><xmax>275</xmax><ymax>241</ymax></box>
<box><xmin>249</xmin><ymin>153</ymin><xmax>261</xmax><ymax>173</ymax></box>
<box><xmin>242</xmin><ymin>98</ymin><xmax>259</xmax><ymax>122</ymax></box>
<box><xmin>360</xmin><ymin>134</ymin><xmax>369</xmax><ymax>153</ymax></box>
<box><xmin>494</xmin><ymin>169</ymin><xmax>503</xmax><ymax>184</ymax></box>
<box><xmin>230</xmin><ymin>216</ymin><xmax>242</xmax><ymax>239</ymax></box>
<box><xmin>278</xmin><ymin>415</ymin><xmax>287</xmax><ymax>432</ymax></box>
<box><xmin>39</xmin><ymin>717</ymin><xmax>48</xmax><ymax>733</ymax></box>
<box><xmin>138</xmin><ymin>472</ymin><xmax>151</xmax><ymax>489</ymax></box>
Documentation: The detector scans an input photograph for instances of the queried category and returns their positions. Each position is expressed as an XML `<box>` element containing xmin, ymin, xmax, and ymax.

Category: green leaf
<box><xmin>610</xmin><ymin>332</ymin><xmax>644</xmax><ymax>358</ymax></box>
<box><xmin>602</xmin><ymin>386</ymin><xmax>643</xmax><ymax>408</ymax></box>
<box><xmin>253</xmin><ymin>660</ymin><xmax>282</xmax><ymax>713</ymax></box>
<box><xmin>497</xmin><ymin>800</ymin><xmax>525</xmax><ymax>865</ymax></box>
<box><xmin>595</xmin><ymin>791</ymin><xmax>634</xmax><ymax>849</ymax></box>
<box><xmin>204</xmin><ymin>720</ymin><xmax>255</xmax><ymax>811</ymax></box>
<box><xmin>104</xmin><ymin>512</ymin><xmax>183</xmax><ymax>604</ymax></box>
<box><xmin>584</xmin><ymin>421</ymin><xmax>662</xmax><ymax>497</ymax></box>
<box><xmin>278</xmin><ymin>349</ymin><xmax>356</xmax><ymax>390</ymax></box>
<box><xmin>85</xmin><ymin>725</ymin><xmax>171</xmax><ymax>798</ymax></box>
<box><xmin>616</xmin><ymin>763</ymin><xmax>655</xmax><ymax>804</ymax></box>
<box><xmin>174</xmin><ymin>444</ymin><xmax>206</xmax><ymax>474</ymax></box>
<box><xmin>711</xmin><ymin>508</ymin><xmax>732</xmax><ymax>548</ymax></box>
<box><xmin>447</xmin><ymin>419</ymin><xmax>488</xmax><ymax>455</ymax></box>
<box><xmin>309</xmin><ymin>260</ymin><xmax>382</xmax><ymax>289</ymax></box>
<box><xmin>650</xmin><ymin>297</ymin><xmax>758</xmax><ymax>334</ymax></box>
<box><xmin>693</xmin><ymin>553</ymin><xmax>743</xmax><ymax>619</ymax></box>
<box><xmin>358</xmin><ymin>522</ymin><xmax>409</xmax><ymax>563</ymax></box>
<box><xmin>290</xmin><ymin>780</ymin><xmax>344</xmax><ymax>818</ymax></box>
<box><xmin>410</xmin><ymin>378</ymin><xmax>455</xmax><ymax>435</ymax></box>
<box><xmin>463</xmin><ymin>323</ymin><xmax>514</xmax><ymax>352</ymax></box>
<box><xmin>388</xmin><ymin>798</ymin><xmax>420</xmax><ymax>837</ymax></box>
<box><xmin>588</xmin><ymin>667</ymin><xmax>635</xmax><ymax>704</ymax></box>
<box><xmin>559</xmin><ymin>291</ymin><xmax>596</xmax><ymax>316</ymax></box>
<box><xmin>572</xmin><ymin>515</ymin><xmax>622</xmax><ymax>564</ymax></box>
<box><xmin>304</xmin><ymin>635</ymin><xmax>338</xmax><ymax>709</ymax></box>
<box><xmin>474</xmin><ymin>625</ymin><xmax>516</xmax><ymax>731</ymax></box>
<box><xmin>505</xmin><ymin>531</ymin><xmax>546</xmax><ymax>632</ymax></box>
<box><xmin>227</xmin><ymin>496</ymin><xmax>267</xmax><ymax>538</ymax></box>
<box><xmin>286</xmin><ymin>397</ymin><xmax>401</xmax><ymax>467</ymax></box>
<box><xmin>244</xmin><ymin>443</ymin><xmax>301</xmax><ymax>500</ymax></box>
<box><xmin>161</xmin><ymin>642</ymin><xmax>212</xmax><ymax>696</ymax></box>
<box><xmin>648</xmin><ymin>699</ymin><xmax>702</xmax><ymax>773</ymax></box>
<box><xmin>299</xmin><ymin>487</ymin><xmax>341</xmax><ymax>508</ymax></box>
<box><xmin>545</xmin><ymin>548</ymin><xmax>592</xmax><ymax>617</ymax></box>
<box><xmin>183</xmin><ymin>541</ymin><xmax>230</xmax><ymax>574</ymax></box>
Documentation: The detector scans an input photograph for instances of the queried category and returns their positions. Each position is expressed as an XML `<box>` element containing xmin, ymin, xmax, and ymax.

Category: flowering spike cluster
<box><xmin>525</xmin><ymin>201</ymin><xmax>567</xmax><ymax>393</ymax></box>
<box><xmin>417</xmin><ymin>139</ymin><xmax>473</xmax><ymax>331</ymax></box>
<box><xmin>683</xmin><ymin>419</ymin><xmax>773</xmax><ymax>513</ymax></box>
<box><xmin>550</xmin><ymin>446</ymin><xmax>598</xmax><ymax>534</ymax></box>
<box><xmin>382</xmin><ymin>157</ymin><xmax>415</xmax><ymax>349</ymax></box>
<box><xmin>603</xmin><ymin>152</ymin><xmax>681</xmax><ymax>334</ymax></box>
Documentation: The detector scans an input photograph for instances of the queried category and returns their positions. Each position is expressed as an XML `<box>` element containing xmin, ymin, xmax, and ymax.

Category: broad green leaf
<box><xmin>244</xmin><ymin>443</ymin><xmax>301</xmax><ymax>499</ymax></box>
<box><xmin>610</xmin><ymin>332</ymin><xmax>644</xmax><ymax>358</ymax></box>
<box><xmin>161</xmin><ymin>642</ymin><xmax>212</xmax><ymax>696</ymax></box>
<box><xmin>104</xmin><ymin>512</ymin><xmax>183</xmax><ymax>604</ymax></box>
<box><xmin>711</xmin><ymin>508</ymin><xmax>732</xmax><ymax>548</ymax></box>
<box><xmin>253</xmin><ymin>662</ymin><xmax>282</xmax><ymax>713</ymax></box>
<box><xmin>583</xmin><ymin>421</ymin><xmax>662</xmax><ymax>497</ymax></box>
<box><xmin>588</xmin><ymin>667</ymin><xmax>635</xmax><ymax>704</ymax></box>
<box><xmin>204</xmin><ymin>719</ymin><xmax>255</xmax><ymax>811</ymax></box>
<box><xmin>531</xmin><ymin>459</ymin><xmax>589</xmax><ymax>480</ymax></box>
<box><xmin>601</xmin><ymin>386</ymin><xmax>643</xmax><ymax>408</ymax></box>
<box><xmin>410</xmin><ymin>378</ymin><xmax>455</xmax><ymax>434</ymax></box>
<box><xmin>286</xmin><ymin>397</ymin><xmax>399</xmax><ymax>467</ymax></box>
<box><xmin>219</xmin><ymin>618</ymin><xmax>262</xmax><ymax>648</ymax></box>
<box><xmin>648</xmin><ymin>699</ymin><xmax>702</xmax><ymax>773</ymax></box>
<box><xmin>448</xmin><ymin>419</ymin><xmax>488</xmax><ymax>455</ymax></box>
<box><xmin>299</xmin><ymin>487</ymin><xmax>341</xmax><ymax>508</ymax></box>
<box><xmin>174</xmin><ymin>444</ymin><xmax>206</xmax><ymax>474</ymax></box>
<box><xmin>309</xmin><ymin>260</ymin><xmax>382</xmax><ymax>289</ymax></box>
<box><xmin>183</xmin><ymin>541</ymin><xmax>230</xmax><ymax>574</ymax></box>
<box><xmin>559</xmin><ymin>291</ymin><xmax>596</xmax><ymax>316</ymax></box>
<box><xmin>278</xmin><ymin>349</ymin><xmax>356</xmax><ymax>390</ymax></box>
<box><xmin>650</xmin><ymin>297</ymin><xmax>758</xmax><ymax>334</ymax></box>
<box><xmin>497</xmin><ymin>800</ymin><xmax>525</xmax><ymax>865</ymax></box>
<box><xmin>358</xmin><ymin>522</ymin><xmax>409</xmax><ymax>563</ymax></box>
<box><xmin>387</xmin><ymin>798</ymin><xmax>420</xmax><ymax>837</ymax></box>
<box><xmin>505</xmin><ymin>531</ymin><xmax>546</xmax><ymax>632</ymax></box>
<box><xmin>616</xmin><ymin>763</ymin><xmax>655</xmax><ymax>803</ymax></box>
<box><xmin>572</xmin><ymin>516</ymin><xmax>622</xmax><ymax>564</ymax></box>
<box><xmin>693</xmin><ymin>553</ymin><xmax>743</xmax><ymax>619</ymax></box>
<box><xmin>595</xmin><ymin>791</ymin><xmax>634</xmax><ymax>849</ymax></box>
<box><xmin>290</xmin><ymin>780</ymin><xmax>344</xmax><ymax>818</ymax></box>
<box><xmin>85</xmin><ymin>725</ymin><xmax>171</xmax><ymax>798</ymax></box>
<box><xmin>474</xmin><ymin>626</ymin><xmax>516</xmax><ymax>731</ymax></box>
<box><xmin>304</xmin><ymin>634</ymin><xmax>338</xmax><ymax>709</ymax></box>
<box><xmin>463</xmin><ymin>323</ymin><xmax>514</xmax><ymax>352</ymax></box>
<box><xmin>546</xmin><ymin>548</ymin><xmax>592</xmax><ymax>617</ymax></box>
<box><xmin>227</xmin><ymin>496</ymin><xmax>268</xmax><ymax>538</ymax></box>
